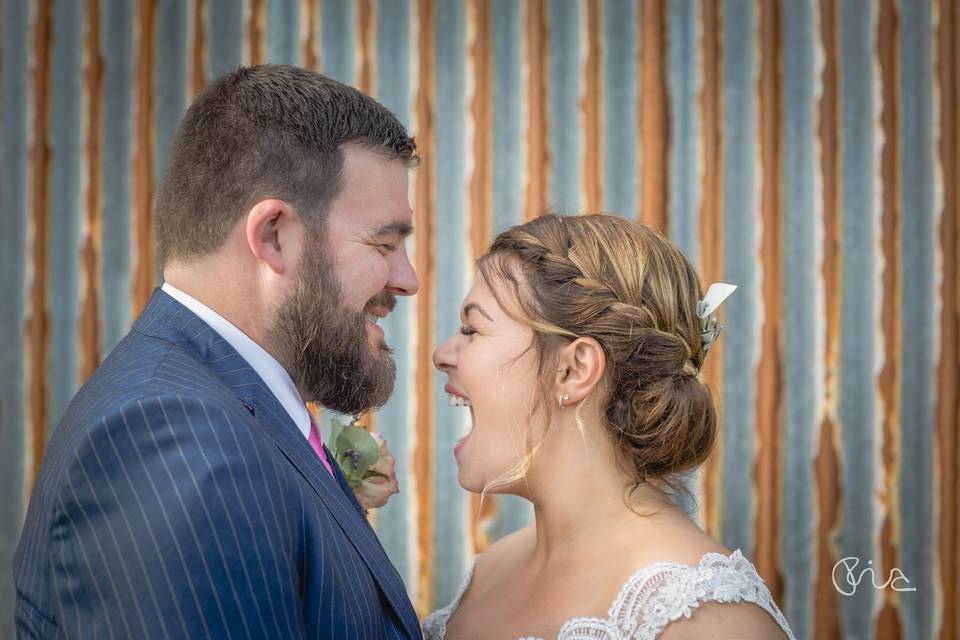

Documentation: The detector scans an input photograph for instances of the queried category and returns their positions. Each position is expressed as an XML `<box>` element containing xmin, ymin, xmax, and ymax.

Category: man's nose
<box><xmin>388</xmin><ymin>248</ymin><xmax>419</xmax><ymax>297</ymax></box>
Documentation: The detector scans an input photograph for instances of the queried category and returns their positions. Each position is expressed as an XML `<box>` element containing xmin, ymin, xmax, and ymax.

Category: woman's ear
<box><xmin>245</xmin><ymin>198</ymin><xmax>300</xmax><ymax>275</ymax></box>
<box><xmin>555</xmin><ymin>337</ymin><xmax>606</xmax><ymax>407</ymax></box>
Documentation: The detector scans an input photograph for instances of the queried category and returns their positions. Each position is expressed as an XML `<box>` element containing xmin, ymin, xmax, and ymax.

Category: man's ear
<box><xmin>555</xmin><ymin>337</ymin><xmax>607</xmax><ymax>407</ymax></box>
<box><xmin>244</xmin><ymin>199</ymin><xmax>300</xmax><ymax>275</ymax></box>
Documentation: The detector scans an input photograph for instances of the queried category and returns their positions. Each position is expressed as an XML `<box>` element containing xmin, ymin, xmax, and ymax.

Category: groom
<box><xmin>14</xmin><ymin>65</ymin><xmax>422</xmax><ymax>639</ymax></box>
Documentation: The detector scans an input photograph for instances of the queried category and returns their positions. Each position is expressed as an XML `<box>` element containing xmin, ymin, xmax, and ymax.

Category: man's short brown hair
<box><xmin>155</xmin><ymin>64</ymin><xmax>417</xmax><ymax>265</ymax></box>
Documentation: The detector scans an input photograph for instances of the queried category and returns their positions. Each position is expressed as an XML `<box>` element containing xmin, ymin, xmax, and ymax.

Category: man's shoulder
<box><xmin>49</xmin><ymin>332</ymin><xmax>254</xmax><ymax>480</ymax></box>
<box><xmin>72</xmin><ymin>328</ymin><xmax>231</xmax><ymax>416</ymax></box>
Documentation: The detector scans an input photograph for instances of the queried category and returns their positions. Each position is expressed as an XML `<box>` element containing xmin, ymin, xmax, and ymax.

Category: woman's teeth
<box><xmin>447</xmin><ymin>394</ymin><xmax>472</xmax><ymax>407</ymax></box>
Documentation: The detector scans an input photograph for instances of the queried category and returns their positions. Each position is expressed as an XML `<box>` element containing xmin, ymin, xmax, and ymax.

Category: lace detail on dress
<box><xmin>423</xmin><ymin>560</ymin><xmax>477</xmax><ymax>640</ymax></box>
<box><xmin>423</xmin><ymin>549</ymin><xmax>796</xmax><ymax>640</ymax></box>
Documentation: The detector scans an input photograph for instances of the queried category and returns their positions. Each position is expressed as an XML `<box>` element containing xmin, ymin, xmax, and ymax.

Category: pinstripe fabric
<box><xmin>13</xmin><ymin>289</ymin><xmax>422</xmax><ymax>639</ymax></box>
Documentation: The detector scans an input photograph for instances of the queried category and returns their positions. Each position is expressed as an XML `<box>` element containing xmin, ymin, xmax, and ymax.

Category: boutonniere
<box><xmin>328</xmin><ymin>415</ymin><xmax>399</xmax><ymax>510</ymax></box>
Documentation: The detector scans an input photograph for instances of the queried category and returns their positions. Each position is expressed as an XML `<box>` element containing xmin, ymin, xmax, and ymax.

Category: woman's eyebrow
<box><xmin>463</xmin><ymin>302</ymin><xmax>494</xmax><ymax>321</ymax></box>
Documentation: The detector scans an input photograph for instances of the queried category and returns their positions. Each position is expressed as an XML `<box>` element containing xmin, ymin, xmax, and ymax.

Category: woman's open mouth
<box><xmin>446</xmin><ymin>384</ymin><xmax>473</xmax><ymax>456</ymax></box>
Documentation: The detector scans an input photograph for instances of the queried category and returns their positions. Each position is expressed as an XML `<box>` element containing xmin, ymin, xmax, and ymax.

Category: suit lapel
<box><xmin>134</xmin><ymin>289</ymin><xmax>421</xmax><ymax>638</ymax></box>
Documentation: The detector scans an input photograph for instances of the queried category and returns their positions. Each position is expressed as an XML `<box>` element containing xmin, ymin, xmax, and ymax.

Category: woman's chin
<box><xmin>456</xmin><ymin>468</ymin><xmax>484</xmax><ymax>493</ymax></box>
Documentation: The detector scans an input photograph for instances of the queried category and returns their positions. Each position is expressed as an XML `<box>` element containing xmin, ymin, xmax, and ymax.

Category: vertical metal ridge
<box><xmin>132</xmin><ymin>0</ymin><xmax>156</xmax><ymax>317</ymax></box>
<box><xmin>720</xmin><ymin>0</ymin><xmax>761</xmax><ymax>572</ymax></box>
<box><xmin>780</xmin><ymin>2</ymin><xmax>828</xmax><ymax>636</ymax></box>
<box><xmin>753</xmin><ymin>0</ymin><xmax>785</xmax><ymax>608</ymax></box>
<box><xmin>432</xmin><ymin>0</ymin><xmax>470</xmax><ymax>609</ymax></box>
<box><xmin>935</xmin><ymin>1</ymin><xmax>959</xmax><ymax>637</ymax></box>
<box><xmin>639</xmin><ymin>0</ymin><xmax>668</xmax><ymax>231</ymax></box>
<box><xmin>876</xmin><ymin>1</ymin><xmax>905</xmax><ymax>638</ymax></box>
<box><xmin>412</xmin><ymin>0</ymin><xmax>436</xmax><ymax>616</ymax></box>
<box><xmin>814</xmin><ymin>0</ymin><xmax>843</xmax><ymax>637</ymax></box>
<box><xmin>47</xmin><ymin>0</ymin><xmax>87</xmax><ymax>442</ymax></box>
<box><xmin>547</xmin><ymin>0</ymin><xmax>580</xmax><ymax>214</ymax></box>
<box><xmin>601</xmin><ymin>0</ymin><xmax>637</xmax><ymax>217</ymax></box>
<box><xmin>28</xmin><ymin>0</ymin><xmax>53</xmax><ymax>483</ymax></box>
<box><xmin>249</xmin><ymin>0</ymin><xmax>265</xmax><ymax>64</ymax></box>
<box><xmin>697</xmin><ymin>0</ymin><xmax>724</xmax><ymax>538</ymax></box>
<box><xmin>1</xmin><ymin>0</ymin><xmax>35</xmax><ymax>623</ymax></box>
<box><xmin>466</xmin><ymin>0</ymin><xmax>494</xmax><ymax>554</ymax></box>
<box><xmin>582</xmin><ymin>0</ymin><xmax>602</xmax><ymax>213</ymax></box>
<box><xmin>897</xmin><ymin>0</ymin><xmax>937</xmax><ymax>634</ymax></box>
<box><xmin>80</xmin><ymin>0</ymin><xmax>103</xmax><ymax>382</ymax></box>
<box><xmin>523</xmin><ymin>0</ymin><xmax>548</xmax><ymax>222</ymax></box>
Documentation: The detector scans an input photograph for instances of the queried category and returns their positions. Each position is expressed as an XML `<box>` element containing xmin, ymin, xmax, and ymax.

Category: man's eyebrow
<box><xmin>372</xmin><ymin>221</ymin><xmax>414</xmax><ymax>238</ymax></box>
<box><xmin>463</xmin><ymin>302</ymin><xmax>494</xmax><ymax>322</ymax></box>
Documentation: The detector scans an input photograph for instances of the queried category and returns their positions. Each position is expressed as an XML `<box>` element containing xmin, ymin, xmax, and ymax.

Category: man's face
<box><xmin>270</xmin><ymin>145</ymin><xmax>418</xmax><ymax>415</ymax></box>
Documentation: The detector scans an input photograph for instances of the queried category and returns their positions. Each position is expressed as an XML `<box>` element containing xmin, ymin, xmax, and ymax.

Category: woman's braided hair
<box><xmin>477</xmin><ymin>213</ymin><xmax>717</xmax><ymax>502</ymax></box>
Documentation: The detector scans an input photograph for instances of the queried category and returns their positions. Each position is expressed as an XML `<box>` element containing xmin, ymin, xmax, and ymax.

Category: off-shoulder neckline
<box><xmin>428</xmin><ymin>548</ymin><xmax>764</xmax><ymax>640</ymax></box>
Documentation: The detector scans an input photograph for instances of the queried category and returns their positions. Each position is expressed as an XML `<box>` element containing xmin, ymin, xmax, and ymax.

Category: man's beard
<box><xmin>270</xmin><ymin>242</ymin><xmax>397</xmax><ymax>415</ymax></box>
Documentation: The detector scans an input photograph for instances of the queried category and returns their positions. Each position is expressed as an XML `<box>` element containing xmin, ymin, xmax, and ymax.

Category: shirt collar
<box><xmin>161</xmin><ymin>282</ymin><xmax>312</xmax><ymax>439</ymax></box>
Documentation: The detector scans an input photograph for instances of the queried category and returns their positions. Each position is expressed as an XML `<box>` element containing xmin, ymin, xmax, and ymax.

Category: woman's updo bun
<box><xmin>477</xmin><ymin>214</ymin><xmax>718</xmax><ymax>498</ymax></box>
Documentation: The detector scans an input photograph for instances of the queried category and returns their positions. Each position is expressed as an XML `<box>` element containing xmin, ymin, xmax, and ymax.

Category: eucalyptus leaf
<box><xmin>328</xmin><ymin>417</ymin><xmax>346</xmax><ymax>450</ymax></box>
<box><xmin>334</xmin><ymin>426</ymin><xmax>381</xmax><ymax>486</ymax></box>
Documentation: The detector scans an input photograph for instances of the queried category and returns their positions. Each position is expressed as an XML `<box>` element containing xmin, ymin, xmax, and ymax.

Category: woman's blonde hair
<box><xmin>476</xmin><ymin>213</ymin><xmax>717</xmax><ymax>504</ymax></box>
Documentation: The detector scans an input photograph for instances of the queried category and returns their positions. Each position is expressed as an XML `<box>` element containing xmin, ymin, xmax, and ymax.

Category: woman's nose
<box><xmin>432</xmin><ymin>335</ymin><xmax>457</xmax><ymax>373</ymax></box>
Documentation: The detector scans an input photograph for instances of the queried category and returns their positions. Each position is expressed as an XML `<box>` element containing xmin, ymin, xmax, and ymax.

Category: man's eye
<box><xmin>378</xmin><ymin>243</ymin><xmax>397</xmax><ymax>253</ymax></box>
<box><xmin>459</xmin><ymin>325</ymin><xmax>476</xmax><ymax>336</ymax></box>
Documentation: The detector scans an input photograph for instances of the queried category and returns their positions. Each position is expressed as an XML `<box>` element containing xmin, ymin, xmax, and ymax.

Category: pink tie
<box><xmin>308</xmin><ymin>419</ymin><xmax>335</xmax><ymax>477</ymax></box>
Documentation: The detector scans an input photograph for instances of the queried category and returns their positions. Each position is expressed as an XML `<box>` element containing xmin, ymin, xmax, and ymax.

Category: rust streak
<box><xmin>698</xmin><ymin>0</ymin><xmax>725</xmax><ymax>538</ymax></box>
<box><xmin>753</xmin><ymin>0</ymin><xmax>785</xmax><ymax>605</ymax></box>
<box><xmin>468</xmin><ymin>0</ymin><xmax>493</xmax><ymax>264</ymax></box>
<box><xmin>357</xmin><ymin>0</ymin><xmax>376</xmax><ymax>95</ymax></box>
<box><xmin>192</xmin><ymin>0</ymin><xmax>207</xmax><ymax>96</ymax></box>
<box><xmin>132</xmin><ymin>0</ymin><xmax>156</xmax><ymax>317</ymax></box>
<box><xmin>582</xmin><ymin>0</ymin><xmax>603</xmax><ymax>213</ymax></box>
<box><xmin>81</xmin><ymin>0</ymin><xmax>104</xmax><ymax>383</ymax></box>
<box><xmin>248</xmin><ymin>0</ymin><xmax>265</xmax><ymax>65</ymax></box>
<box><xmin>876</xmin><ymin>1</ymin><xmax>904</xmax><ymax>637</ymax></box>
<box><xmin>813</xmin><ymin>1</ymin><xmax>844</xmax><ymax>637</ymax></box>
<box><xmin>413</xmin><ymin>0</ymin><xmax>436</xmax><ymax>617</ymax></box>
<box><xmin>936</xmin><ymin>0</ymin><xmax>959</xmax><ymax>637</ymax></box>
<box><xmin>302</xmin><ymin>0</ymin><xmax>319</xmax><ymax>70</ymax></box>
<box><xmin>523</xmin><ymin>0</ymin><xmax>549</xmax><ymax>222</ymax></box>
<box><xmin>467</xmin><ymin>0</ymin><xmax>495</xmax><ymax>554</ymax></box>
<box><xmin>28</xmin><ymin>0</ymin><xmax>54</xmax><ymax>489</ymax></box>
<box><xmin>638</xmin><ymin>0</ymin><xmax>668</xmax><ymax>231</ymax></box>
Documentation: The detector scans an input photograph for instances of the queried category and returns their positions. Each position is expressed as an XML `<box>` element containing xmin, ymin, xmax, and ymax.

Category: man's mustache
<box><xmin>365</xmin><ymin>291</ymin><xmax>397</xmax><ymax>315</ymax></box>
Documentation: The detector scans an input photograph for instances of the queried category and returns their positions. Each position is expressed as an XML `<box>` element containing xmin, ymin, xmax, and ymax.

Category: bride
<box><xmin>426</xmin><ymin>214</ymin><xmax>795</xmax><ymax>639</ymax></box>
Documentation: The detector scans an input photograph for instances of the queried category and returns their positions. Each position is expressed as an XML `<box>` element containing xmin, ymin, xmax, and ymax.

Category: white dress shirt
<box><xmin>161</xmin><ymin>282</ymin><xmax>313</xmax><ymax>440</ymax></box>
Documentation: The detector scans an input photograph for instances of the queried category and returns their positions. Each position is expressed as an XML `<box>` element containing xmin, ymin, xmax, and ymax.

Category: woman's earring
<box><xmin>558</xmin><ymin>393</ymin><xmax>570</xmax><ymax>409</ymax></box>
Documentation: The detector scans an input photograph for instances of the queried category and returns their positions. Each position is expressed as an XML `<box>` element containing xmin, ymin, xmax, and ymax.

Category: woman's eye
<box><xmin>459</xmin><ymin>325</ymin><xmax>476</xmax><ymax>337</ymax></box>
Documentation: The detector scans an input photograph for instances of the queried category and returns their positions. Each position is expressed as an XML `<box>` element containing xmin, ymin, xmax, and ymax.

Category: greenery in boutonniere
<box><xmin>327</xmin><ymin>416</ymin><xmax>390</xmax><ymax>487</ymax></box>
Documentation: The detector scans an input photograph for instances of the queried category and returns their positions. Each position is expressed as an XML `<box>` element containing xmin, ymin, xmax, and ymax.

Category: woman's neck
<box><xmin>520</xmin><ymin>415</ymin><xmax>682</xmax><ymax>568</ymax></box>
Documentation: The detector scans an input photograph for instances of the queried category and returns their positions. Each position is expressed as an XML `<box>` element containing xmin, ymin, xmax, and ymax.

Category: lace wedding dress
<box><xmin>423</xmin><ymin>549</ymin><xmax>796</xmax><ymax>640</ymax></box>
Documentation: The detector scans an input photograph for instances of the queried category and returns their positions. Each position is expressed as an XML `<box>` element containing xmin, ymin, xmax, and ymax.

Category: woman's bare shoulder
<box><xmin>475</xmin><ymin>525</ymin><xmax>535</xmax><ymax>575</ymax></box>
<box><xmin>655</xmin><ymin>599</ymin><xmax>790</xmax><ymax>640</ymax></box>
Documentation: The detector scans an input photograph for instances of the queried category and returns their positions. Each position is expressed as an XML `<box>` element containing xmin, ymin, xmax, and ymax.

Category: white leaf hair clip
<box><xmin>696</xmin><ymin>283</ymin><xmax>737</xmax><ymax>355</ymax></box>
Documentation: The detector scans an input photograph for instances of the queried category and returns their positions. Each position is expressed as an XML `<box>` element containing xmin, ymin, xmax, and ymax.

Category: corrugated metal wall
<box><xmin>1</xmin><ymin>1</ymin><xmax>957</xmax><ymax>638</ymax></box>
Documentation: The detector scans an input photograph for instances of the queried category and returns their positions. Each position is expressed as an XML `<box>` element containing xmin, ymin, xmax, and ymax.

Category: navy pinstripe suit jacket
<box><xmin>13</xmin><ymin>289</ymin><xmax>423</xmax><ymax>639</ymax></box>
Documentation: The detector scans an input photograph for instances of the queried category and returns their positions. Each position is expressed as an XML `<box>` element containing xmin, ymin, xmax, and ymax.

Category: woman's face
<box><xmin>432</xmin><ymin>274</ymin><xmax>543</xmax><ymax>493</ymax></box>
